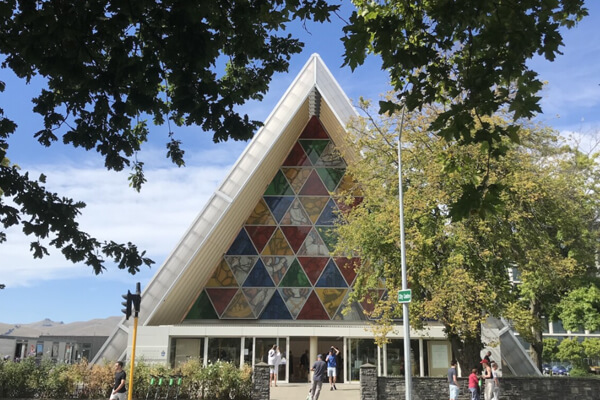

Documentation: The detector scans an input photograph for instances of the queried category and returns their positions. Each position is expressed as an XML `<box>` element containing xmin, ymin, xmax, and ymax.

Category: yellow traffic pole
<box><xmin>127</xmin><ymin>313</ymin><xmax>138</xmax><ymax>400</ymax></box>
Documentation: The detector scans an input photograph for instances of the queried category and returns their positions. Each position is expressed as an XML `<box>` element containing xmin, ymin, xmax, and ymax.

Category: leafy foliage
<box><xmin>559</xmin><ymin>285</ymin><xmax>600</xmax><ymax>332</ymax></box>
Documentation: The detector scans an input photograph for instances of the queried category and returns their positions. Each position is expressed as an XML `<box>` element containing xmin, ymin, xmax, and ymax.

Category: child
<box><xmin>468</xmin><ymin>368</ymin><xmax>480</xmax><ymax>400</ymax></box>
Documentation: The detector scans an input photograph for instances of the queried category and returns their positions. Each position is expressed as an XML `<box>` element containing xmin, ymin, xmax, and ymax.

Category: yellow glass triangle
<box><xmin>222</xmin><ymin>291</ymin><xmax>254</xmax><ymax>318</ymax></box>
<box><xmin>315</xmin><ymin>288</ymin><xmax>348</xmax><ymax>319</ymax></box>
<box><xmin>261</xmin><ymin>228</ymin><xmax>294</xmax><ymax>255</ymax></box>
<box><xmin>283</xmin><ymin>168</ymin><xmax>312</xmax><ymax>194</ymax></box>
<box><xmin>206</xmin><ymin>260</ymin><xmax>237</xmax><ymax>287</ymax></box>
<box><xmin>246</xmin><ymin>199</ymin><xmax>277</xmax><ymax>225</ymax></box>
<box><xmin>299</xmin><ymin>197</ymin><xmax>329</xmax><ymax>224</ymax></box>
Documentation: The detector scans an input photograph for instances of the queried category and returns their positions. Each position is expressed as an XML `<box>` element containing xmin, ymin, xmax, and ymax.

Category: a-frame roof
<box><xmin>93</xmin><ymin>54</ymin><xmax>358</xmax><ymax>363</ymax></box>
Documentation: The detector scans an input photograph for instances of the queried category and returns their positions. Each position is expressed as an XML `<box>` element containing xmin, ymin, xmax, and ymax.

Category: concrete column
<box><xmin>240</xmin><ymin>337</ymin><xmax>245</xmax><ymax>368</ymax></box>
<box><xmin>309</xmin><ymin>336</ymin><xmax>318</xmax><ymax>382</ymax></box>
<box><xmin>382</xmin><ymin>344</ymin><xmax>387</xmax><ymax>376</ymax></box>
<box><xmin>252</xmin><ymin>362</ymin><xmax>270</xmax><ymax>400</ymax></box>
<box><xmin>419</xmin><ymin>339</ymin><xmax>424</xmax><ymax>377</ymax></box>
<box><xmin>360</xmin><ymin>363</ymin><xmax>377</xmax><ymax>400</ymax></box>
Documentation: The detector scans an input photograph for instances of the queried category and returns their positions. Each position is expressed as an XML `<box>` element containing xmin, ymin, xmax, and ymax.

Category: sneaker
<box><xmin>330</xmin><ymin>387</ymin><xmax>333</xmax><ymax>391</ymax></box>
<box><xmin>334</xmin><ymin>385</ymin><xmax>337</xmax><ymax>390</ymax></box>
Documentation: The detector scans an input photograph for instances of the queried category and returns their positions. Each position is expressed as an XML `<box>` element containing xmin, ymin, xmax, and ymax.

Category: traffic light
<box><xmin>122</xmin><ymin>290</ymin><xmax>132</xmax><ymax>320</ymax></box>
<box><xmin>131</xmin><ymin>293</ymin><xmax>141</xmax><ymax>318</ymax></box>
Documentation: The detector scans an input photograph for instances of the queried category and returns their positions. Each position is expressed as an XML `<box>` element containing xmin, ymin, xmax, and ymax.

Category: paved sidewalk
<box><xmin>269</xmin><ymin>383</ymin><xmax>360</xmax><ymax>400</ymax></box>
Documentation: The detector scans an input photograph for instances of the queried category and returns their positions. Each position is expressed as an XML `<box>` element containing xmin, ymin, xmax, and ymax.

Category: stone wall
<box><xmin>252</xmin><ymin>362</ymin><xmax>270</xmax><ymax>400</ymax></box>
<box><xmin>360</xmin><ymin>365</ymin><xmax>600</xmax><ymax>400</ymax></box>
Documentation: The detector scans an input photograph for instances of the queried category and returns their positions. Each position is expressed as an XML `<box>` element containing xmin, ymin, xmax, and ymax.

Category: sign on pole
<box><xmin>398</xmin><ymin>289</ymin><xmax>412</xmax><ymax>304</ymax></box>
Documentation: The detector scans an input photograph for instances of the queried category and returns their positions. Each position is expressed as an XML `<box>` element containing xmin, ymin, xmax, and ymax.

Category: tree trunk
<box><xmin>529</xmin><ymin>298</ymin><xmax>543</xmax><ymax>371</ymax></box>
<box><xmin>448</xmin><ymin>324</ymin><xmax>483</xmax><ymax>376</ymax></box>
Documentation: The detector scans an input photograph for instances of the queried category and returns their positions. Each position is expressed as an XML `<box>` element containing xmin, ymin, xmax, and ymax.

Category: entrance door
<box><xmin>289</xmin><ymin>338</ymin><xmax>310</xmax><ymax>382</ymax></box>
<box><xmin>318</xmin><ymin>337</ymin><xmax>344</xmax><ymax>383</ymax></box>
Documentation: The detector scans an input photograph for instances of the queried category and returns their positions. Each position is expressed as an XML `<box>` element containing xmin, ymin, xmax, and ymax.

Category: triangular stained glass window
<box><xmin>264</xmin><ymin>170</ymin><xmax>295</xmax><ymax>196</ymax></box>
<box><xmin>316</xmin><ymin>168</ymin><xmax>345</xmax><ymax>192</ymax></box>
<box><xmin>299</xmin><ymin>197</ymin><xmax>329</xmax><ymax>223</ymax></box>
<box><xmin>222</xmin><ymin>291</ymin><xmax>254</xmax><ymax>319</ymax></box>
<box><xmin>246</xmin><ymin>199</ymin><xmax>277</xmax><ymax>225</ymax></box>
<box><xmin>206</xmin><ymin>260</ymin><xmax>238</xmax><ymax>288</ymax></box>
<box><xmin>299</xmin><ymin>116</ymin><xmax>329</xmax><ymax>139</ymax></box>
<box><xmin>282</xmin><ymin>142</ymin><xmax>312</xmax><ymax>167</ymax></box>
<box><xmin>184</xmin><ymin>291</ymin><xmax>218</xmax><ymax>320</ymax></box>
<box><xmin>315</xmin><ymin>259</ymin><xmax>348</xmax><ymax>288</ymax></box>
<box><xmin>245</xmin><ymin>226</ymin><xmax>276</xmax><ymax>254</ymax></box>
<box><xmin>279</xmin><ymin>287</ymin><xmax>311</xmax><ymax>319</ymax></box>
<box><xmin>262</xmin><ymin>256</ymin><xmax>294</xmax><ymax>286</ymax></box>
<box><xmin>314</xmin><ymin>142</ymin><xmax>346</xmax><ymax>168</ymax></box>
<box><xmin>297</xmin><ymin>257</ymin><xmax>329</xmax><ymax>285</ymax></box>
<box><xmin>282</xmin><ymin>168</ymin><xmax>312</xmax><ymax>194</ymax></box>
<box><xmin>296</xmin><ymin>291</ymin><xmax>330</xmax><ymax>320</ymax></box>
<box><xmin>316</xmin><ymin>226</ymin><xmax>338</xmax><ymax>253</ymax></box>
<box><xmin>226</xmin><ymin>229</ymin><xmax>258</xmax><ymax>255</ymax></box>
<box><xmin>264</xmin><ymin>196</ymin><xmax>295</xmax><ymax>223</ymax></box>
<box><xmin>243</xmin><ymin>259</ymin><xmax>275</xmax><ymax>287</ymax></box>
<box><xmin>225</xmin><ymin>256</ymin><xmax>257</xmax><ymax>286</ymax></box>
<box><xmin>296</xmin><ymin>228</ymin><xmax>329</xmax><ymax>257</ymax></box>
<box><xmin>315</xmin><ymin>288</ymin><xmax>348</xmax><ymax>319</ymax></box>
<box><xmin>334</xmin><ymin>257</ymin><xmax>359</xmax><ymax>286</ymax></box>
<box><xmin>280</xmin><ymin>198</ymin><xmax>312</xmax><ymax>226</ymax></box>
<box><xmin>360</xmin><ymin>289</ymin><xmax>386</xmax><ymax>315</ymax></box>
<box><xmin>299</xmin><ymin>140</ymin><xmax>330</xmax><ymax>165</ymax></box>
<box><xmin>262</xmin><ymin>228</ymin><xmax>294</xmax><ymax>256</ymax></box>
<box><xmin>279</xmin><ymin>259</ymin><xmax>311</xmax><ymax>287</ymax></box>
<box><xmin>205</xmin><ymin>288</ymin><xmax>239</xmax><ymax>316</ymax></box>
<box><xmin>243</xmin><ymin>288</ymin><xmax>276</xmax><ymax>318</ymax></box>
<box><xmin>260</xmin><ymin>290</ymin><xmax>293</xmax><ymax>320</ymax></box>
<box><xmin>281</xmin><ymin>226</ymin><xmax>312</xmax><ymax>253</ymax></box>
<box><xmin>299</xmin><ymin>170</ymin><xmax>329</xmax><ymax>196</ymax></box>
<box><xmin>333</xmin><ymin>296</ymin><xmax>367</xmax><ymax>321</ymax></box>
<box><xmin>315</xmin><ymin>198</ymin><xmax>340</xmax><ymax>226</ymax></box>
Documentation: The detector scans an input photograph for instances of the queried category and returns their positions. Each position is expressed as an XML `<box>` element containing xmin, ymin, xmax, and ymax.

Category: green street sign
<box><xmin>398</xmin><ymin>289</ymin><xmax>412</xmax><ymax>304</ymax></box>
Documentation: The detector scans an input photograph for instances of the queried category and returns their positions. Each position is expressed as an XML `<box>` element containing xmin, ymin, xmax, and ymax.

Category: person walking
<box><xmin>326</xmin><ymin>346</ymin><xmax>340</xmax><ymax>390</ymax></box>
<box><xmin>310</xmin><ymin>354</ymin><xmax>327</xmax><ymax>400</ymax></box>
<box><xmin>468</xmin><ymin>368</ymin><xmax>480</xmax><ymax>400</ymax></box>
<box><xmin>481</xmin><ymin>358</ymin><xmax>494</xmax><ymax>400</ymax></box>
<box><xmin>109</xmin><ymin>361</ymin><xmax>126</xmax><ymax>400</ymax></box>
<box><xmin>448</xmin><ymin>360</ymin><xmax>459</xmax><ymax>400</ymax></box>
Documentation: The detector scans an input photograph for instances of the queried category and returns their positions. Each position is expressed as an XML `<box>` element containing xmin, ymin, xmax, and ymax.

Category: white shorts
<box><xmin>269</xmin><ymin>365</ymin><xmax>276</xmax><ymax>374</ymax></box>
<box><xmin>327</xmin><ymin>367</ymin><xmax>336</xmax><ymax>377</ymax></box>
<box><xmin>110</xmin><ymin>392</ymin><xmax>127</xmax><ymax>400</ymax></box>
<box><xmin>449</xmin><ymin>385</ymin><xmax>459</xmax><ymax>400</ymax></box>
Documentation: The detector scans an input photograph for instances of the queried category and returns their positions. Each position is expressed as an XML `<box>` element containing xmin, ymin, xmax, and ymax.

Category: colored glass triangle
<box><xmin>245</xmin><ymin>226</ymin><xmax>276</xmax><ymax>253</ymax></box>
<box><xmin>297</xmin><ymin>257</ymin><xmax>329</xmax><ymax>285</ymax></box>
<box><xmin>262</xmin><ymin>228</ymin><xmax>294</xmax><ymax>256</ymax></box>
<box><xmin>264</xmin><ymin>170</ymin><xmax>295</xmax><ymax>196</ymax></box>
<box><xmin>335</xmin><ymin>196</ymin><xmax>363</xmax><ymax>216</ymax></box>
<box><xmin>246</xmin><ymin>199</ymin><xmax>277</xmax><ymax>225</ymax></box>
<box><xmin>225</xmin><ymin>256</ymin><xmax>257</xmax><ymax>286</ymax></box>
<box><xmin>299</xmin><ymin>139</ymin><xmax>330</xmax><ymax>165</ymax></box>
<box><xmin>299</xmin><ymin>116</ymin><xmax>329</xmax><ymax>139</ymax></box>
<box><xmin>263</xmin><ymin>196</ymin><xmax>295</xmax><ymax>222</ymax></box>
<box><xmin>335</xmin><ymin>174</ymin><xmax>363</xmax><ymax>196</ymax></box>
<box><xmin>316</xmin><ymin>168</ymin><xmax>345</xmax><ymax>192</ymax></box>
<box><xmin>243</xmin><ymin>288</ymin><xmax>276</xmax><ymax>318</ymax></box>
<box><xmin>260</xmin><ymin>290</ymin><xmax>293</xmax><ymax>320</ymax></box>
<box><xmin>299</xmin><ymin>197</ymin><xmax>329</xmax><ymax>223</ymax></box>
<box><xmin>298</xmin><ymin>169</ymin><xmax>329</xmax><ymax>196</ymax></box>
<box><xmin>315</xmin><ymin>259</ymin><xmax>348</xmax><ymax>288</ymax></box>
<box><xmin>333</xmin><ymin>296</ymin><xmax>367</xmax><ymax>321</ymax></box>
<box><xmin>334</xmin><ymin>257</ymin><xmax>359</xmax><ymax>286</ymax></box>
<box><xmin>262</xmin><ymin>256</ymin><xmax>294</xmax><ymax>286</ymax></box>
<box><xmin>360</xmin><ymin>289</ymin><xmax>385</xmax><ymax>314</ymax></box>
<box><xmin>243</xmin><ymin>259</ymin><xmax>275</xmax><ymax>287</ymax></box>
<box><xmin>280</xmin><ymin>198</ymin><xmax>312</xmax><ymax>226</ymax></box>
<box><xmin>296</xmin><ymin>291</ymin><xmax>330</xmax><ymax>320</ymax></box>
<box><xmin>184</xmin><ymin>291</ymin><xmax>218</xmax><ymax>320</ymax></box>
<box><xmin>282</xmin><ymin>142</ymin><xmax>312</xmax><ymax>167</ymax></box>
<box><xmin>222</xmin><ymin>291</ymin><xmax>254</xmax><ymax>318</ymax></box>
<box><xmin>226</xmin><ymin>229</ymin><xmax>258</xmax><ymax>255</ymax></box>
<box><xmin>280</xmin><ymin>259</ymin><xmax>311</xmax><ymax>287</ymax></box>
<box><xmin>281</xmin><ymin>226</ymin><xmax>312</xmax><ymax>253</ymax></box>
<box><xmin>205</xmin><ymin>288</ymin><xmax>239</xmax><ymax>316</ymax></box>
<box><xmin>279</xmin><ymin>287</ymin><xmax>311</xmax><ymax>319</ymax></box>
<box><xmin>315</xmin><ymin>198</ymin><xmax>340</xmax><ymax>226</ymax></box>
<box><xmin>315</xmin><ymin>288</ymin><xmax>348</xmax><ymax>319</ymax></box>
<box><xmin>314</xmin><ymin>142</ymin><xmax>346</xmax><ymax>168</ymax></box>
<box><xmin>316</xmin><ymin>226</ymin><xmax>338</xmax><ymax>253</ymax></box>
<box><xmin>282</xmin><ymin>167</ymin><xmax>312</xmax><ymax>194</ymax></box>
<box><xmin>297</xmin><ymin>228</ymin><xmax>330</xmax><ymax>256</ymax></box>
<box><xmin>206</xmin><ymin>260</ymin><xmax>238</xmax><ymax>287</ymax></box>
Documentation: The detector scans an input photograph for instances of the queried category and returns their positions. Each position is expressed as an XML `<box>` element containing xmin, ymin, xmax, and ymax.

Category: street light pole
<box><xmin>397</xmin><ymin>106</ymin><xmax>412</xmax><ymax>400</ymax></box>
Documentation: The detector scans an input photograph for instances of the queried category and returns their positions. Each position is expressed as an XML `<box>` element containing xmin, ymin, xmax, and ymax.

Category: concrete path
<box><xmin>269</xmin><ymin>383</ymin><xmax>360</xmax><ymax>400</ymax></box>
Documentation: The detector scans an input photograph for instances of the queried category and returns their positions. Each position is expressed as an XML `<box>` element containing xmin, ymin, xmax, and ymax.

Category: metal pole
<box><xmin>398</xmin><ymin>107</ymin><xmax>412</xmax><ymax>400</ymax></box>
<box><xmin>127</xmin><ymin>282</ymin><xmax>141</xmax><ymax>400</ymax></box>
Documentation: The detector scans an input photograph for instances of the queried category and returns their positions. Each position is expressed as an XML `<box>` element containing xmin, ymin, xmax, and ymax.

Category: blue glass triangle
<box><xmin>259</xmin><ymin>290</ymin><xmax>293</xmax><ymax>320</ymax></box>
<box><xmin>243</xmin><ymin>259</ymin><xmax>275</xmax><ymax>287</ymax></box>
<box><xmin>315</xmin><ymin>259</ymin><xmax>347</xmax><ymax>288</ymax></box>
<box><xmin>226</xmin><ymin>229</ymin><xmax>258</xmax><ymax>255</ymax></box>
<box><xmin>264</xmin><ymin>196</ymin><xmax>295</xmax><ymax>223</ymax></box>
<box><xmin>315</xmin><ymin>198</ymin><xmax>339</xmax><ymax>226</ymax></box>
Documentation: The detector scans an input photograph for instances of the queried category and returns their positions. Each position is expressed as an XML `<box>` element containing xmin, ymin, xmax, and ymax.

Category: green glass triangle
<box><xmin>280</xmin><ymin>259</ymin><xmax>311</xmax><ymax>287</ymax></box>
<box><xmin>299</xmin><ymin>140</ymin><xmax>330</xmax><ymax>165</ymax></box>
<box><xmin>184</xmin><ymin>290</ymin><xmax>219</xmax><ymax>320</ymax></box>
<box><xmin>316</xmin><ymin>226</ymin><xmax>339</xmax><ymax>253</ymax></box>
<box><xmin>264</xmin><ymin>170</ymin><xmax>295</xmax><ymax>196</ymax></box>
<box><xmin>316</xmin><ymin>168</ymin><xmax>345</xmax><ymax>192</ymax></box>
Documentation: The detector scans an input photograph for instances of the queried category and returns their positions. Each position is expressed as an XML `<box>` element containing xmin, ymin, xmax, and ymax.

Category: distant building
<box><xmin>0</xmin><ymin>334</ymin><xmax>107</xmax><ymax>363</ymax></box>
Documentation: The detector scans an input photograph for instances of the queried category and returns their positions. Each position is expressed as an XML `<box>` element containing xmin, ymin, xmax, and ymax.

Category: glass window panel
<box><xmin>208</xmin><ymin>338</ymin><xmax>241</xmax><ymax>367</ymax></box>
<box><xmin>349</xmin><ymin>339</ymin><xmax>377</xmax><ymax>381</ymax></box>
<box><xmin>170</xmin><ymin>338</ymin><xmax>204</xmax><ymax>368</ymax></box>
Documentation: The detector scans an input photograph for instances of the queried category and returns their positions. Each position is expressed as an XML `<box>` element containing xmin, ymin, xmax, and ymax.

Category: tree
<box><xmin>342</xmin><ymin>0</ymin><xmax>588</xmax><ymax>216</ymax></box>
<box><xmin>0</xmin><ymin>0</ymin><xmax>338</xmax><ymax>274</ymax></box>
<box><xmin>559</xmin><ymin>284</ymin><xmax>600</xmax><ymax>333</ymax></box>
<box><xmin>542</xmin><ymin>338</ymin><xmax>559</xmax><ymax>363</ymax></box>
<box><xmin>556</xmin><ymin>337</ymin><xmax>584</xmax><ymax>367</ymax></box>
<box><xmin>335</xmin><ymin>98</ymin><xmax>599</xmax><ymax>371</ymax></box>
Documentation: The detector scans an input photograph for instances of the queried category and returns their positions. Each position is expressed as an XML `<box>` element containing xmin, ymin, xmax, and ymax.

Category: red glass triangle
<box><xmin>296</xmin><ymin>291</ymin><xmax>330</xmax><ymax>320</ymax></box>
<box><xmin>335</xmin><ymin>196</ymin><xmax>364</xmax><ymax>215</ymax></box>
<box><xmin>360</xmin><ymin>289</ymin><xmax>386</xmax><ymax>314</ymax></box>
<box><xmin>245</xmin><ymin>226</ymin><xmax>276</xmax><ymax>253</ymax></box>
<box><xmin>283</xmin><ymin>142</ymin><xmax>312</xmax><ymax>166</ymax></box>
<box><xmin>205</xmin><ymin>288</ymin><xmax>238</xmax><ymax>316</ymax></box>
<box><xmin>297</xmin><ymin>257</ymin><xmax>329</xmax><ymax>285</ymax></box>
<box><xmin>334</xmin><ymin>257</ymin><xmax>360</xmax><ymax>286</ymax></box>
<box><xmin>299</xmin><ymin>116</ymin><xmax>329</xmax><ymax>139</ymax></box>
<box><xmin>281</xmin><ymin>226</ymin><xmax>312</xmax><ymax>253</ymax></box>
<box><xmin>299</xmin><ymin>170</ymin><xmax>329</xmax><ymax>196</ymax></box>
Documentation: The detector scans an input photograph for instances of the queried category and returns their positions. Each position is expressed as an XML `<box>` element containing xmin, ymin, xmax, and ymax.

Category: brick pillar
<box><xmin>360</xmin><ymin>363</ymin><xmax>378</xmax><ymax>400</ymax></box>
<box><xmin>253</xmin><ymin>362</ymin><xmax>270</xmax><ymax>400</ymax></box>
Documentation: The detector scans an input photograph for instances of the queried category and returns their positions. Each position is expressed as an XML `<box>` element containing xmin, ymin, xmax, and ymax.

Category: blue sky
<box><xmin>1</xmin><ymin>2</ymin><xmax>599</xmax><ymax>324</ymax></box>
